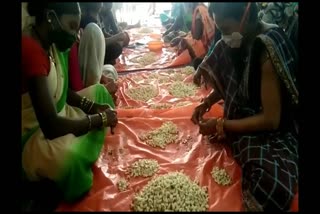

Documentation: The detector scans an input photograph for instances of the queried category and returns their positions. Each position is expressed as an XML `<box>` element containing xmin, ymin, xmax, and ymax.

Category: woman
<box><xmin>169</xmin><ymin>3</ymin><xmax>216</xmax><ymax>64</ymax></box>
<box><xmin>100</xmin><ymin>2</ymin><xmax>140</xmax><ymax>34</ymax></box>
<box><xmin>69</xmin><ymin>23</ymin><xmax>118</xmax><ymax>102</ymax></box>
<box><xmin>22</xmin><ymin>2</ymin><xmax>118</xmax><ymax>202</ymax></box>
<box><xmin>79</xmin><ymin>2</ymin><xmax>129</xmax><ymax>65</ymax></box>
<box><xmin>160</xmin><ymin>3</ymin><xmax>183</xmax><ymax>29</ymax></box>
<box><xmin>192</xmin><ymin>3</ymin><xmax>222</xmax><ymax>71</ymax></box>
<box><xmin>191</xmin><ymin>3</ymin><xmax>298</xmax><ymax>211</ymax></box>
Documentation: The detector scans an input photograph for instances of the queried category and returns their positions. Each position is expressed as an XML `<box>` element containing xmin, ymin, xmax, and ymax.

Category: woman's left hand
<box><xmin>199</xmin><ymin>118</ymin><xmax>217</xmax><ymax>136</ymax></box>
<box><xmin>170</xmin><ymin>36</ymin><xmax>183</xmax><ymax>47</ymax></box>
<box><xmin>177</xmin><ymin>38</ymin><xmax>190</xmax><ymax>55</ymax></box>
<box><xmin>89</xmin><ymin>103</ymin><xmax>111</xmax><ymax>114</ymax></box>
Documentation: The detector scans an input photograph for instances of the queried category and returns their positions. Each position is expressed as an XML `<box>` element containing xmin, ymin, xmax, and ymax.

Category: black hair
<box><xmin>27</xmin><ymin>2</ymin><xmax>80</xmax><ymax>24</ymax></box>
<box><xmin>210</xmin><ymin>3</ymin><xmax>258</xmax><ymax>25</ymax></box>
<box><xmin>210</xmin><ymin>3</ymin><xmax>259</xmax><ymax>75</ymax></box>
<box><xmin>79</xmin><ymin>3</ymin><xmax>103</xmax><ymax>14</ymax></box>
<box><xmin>103</xmin><ymin>2</ymin><xmax>113</xmax><ymax>11</ymax></box>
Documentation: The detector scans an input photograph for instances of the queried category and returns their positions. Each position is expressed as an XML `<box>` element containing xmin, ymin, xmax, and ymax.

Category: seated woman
<box><xmin>168</xmin><ymin>3</ymin><xmax>216</xmax><ymax>65</ymax></box>
<box><xmin>160</xmin><ymin>3</ymin><xmax>183</xmax><ymax>29</ymax></box>
<box><xmin>100</xmin><ymin>3</ymin><xmax>140</xmax><ymax>34</ymax></box>
<box><xmin>79</xmin><ymin>2</ymin><xmax>129</xmax><ymax>65</ymax></box>
<box><xmin>162</xmin><ymin>3</ymin><xmax>189</xmax><ymax>40</ymax></box>
<box><xmin>191</xmin><ymin>3</ymin><xmax>298</xmax><ymax>211</ymax></box>
<box><xmin>22</xmin><ymin>2</ymin><xmax>118</xmax><ymax>202</ymax></box>
<box><xmin>69</xmin><ymin>23</ymin><xmax>118</xmax><ymax>103</ymax></box>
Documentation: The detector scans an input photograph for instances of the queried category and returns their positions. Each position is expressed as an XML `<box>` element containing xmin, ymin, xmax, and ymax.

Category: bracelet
<box><xmin>86</xmin><ymin>115</ymin><xmax>92</xmax><ymax>131</ymax></box>
<box><xmin>81</xmin><ymin>96</ymin><xmax>94</xmax><ymax>113</ymax></box>
<box><xmin>98</xmin><ymin>112</ymin><xmax>108</xmax><ymax>127</ymax></box>
<box><xmin>216</xmin><ymin>118</ymin><xmax>226</xmax><ymax>140</ymax></box>
<box><xmin>87</xmin><ymin>101</ymin><xmax>94</xmax><ymax>113</ymax></box>
<box><xmin>80</xmin><ymin>96</ymin><xmax>86</xmax><ymax>109</ymax></box>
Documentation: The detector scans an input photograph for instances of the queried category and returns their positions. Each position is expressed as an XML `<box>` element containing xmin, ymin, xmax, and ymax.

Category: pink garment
<box><xmin>68</xmin><ymin>42</ymin><xmax>84</xmax><ymax>92</ymax></box>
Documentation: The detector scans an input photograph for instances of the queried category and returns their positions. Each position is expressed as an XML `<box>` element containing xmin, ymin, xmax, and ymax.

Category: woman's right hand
<box><xmin>104</xmin><ymin>108</ymin><xmax>118</xmax><ymax>130</ymax></box>
<box><xmin>191</xmin><ymin>102</ymin><xmax>211</xmax><ymax>125</ymax></box>
<box><xmin>101</xmin><ymin>76</ymin><xmax>118</xmax><ymax>95</ymax></box>
<box><xmin>170</xmin><ymin>36</ymin><xmax>183</xmax><ymax>47</ymax></box>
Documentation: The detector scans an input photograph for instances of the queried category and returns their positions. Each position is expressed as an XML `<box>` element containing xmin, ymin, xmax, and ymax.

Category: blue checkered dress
<box><xmin>200</xmin><ymin>28</ymin><xmax>298</xmax><ymax>211</ymax></box>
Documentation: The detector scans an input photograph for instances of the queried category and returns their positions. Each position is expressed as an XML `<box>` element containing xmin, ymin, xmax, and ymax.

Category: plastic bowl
<box><xmin>148</xmin><ymin>41</ymin><xmax>163</xmax><ymax>52</ymax></box>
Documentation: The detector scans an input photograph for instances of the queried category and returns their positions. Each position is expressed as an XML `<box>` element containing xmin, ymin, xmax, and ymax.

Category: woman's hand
<box><xmin>101</xmin><ymin>76</ymin><xmax>118</xmax><ymax>95</ymax></box>
<box><xmin>170</xmin><ymin>36</ymin><xmax>183</xmax><ymax>47</ymax></box>
<box><xmin>104</xmin><ymin>108</ymin><xmax>118</xmax><ymax>134</ymax></box>
<box><xmin>178</xmin><ymin>38</ymin><xmax>188</xmax><ymax>50</ymax></box>
<box><xmin>163</xmin><ymin>29</ymin><xmax>171</xmax><ymax>37</ymax></box>
<box><xmin>100</xmin><ymin>75</ymin><xmax>118</xmax><ymax>103</ymax></box>
<box><xmin>193</xmin><ymin>67</ymin><xmax>211</xmax><ymax>89</ymax></box>
<box><xmin>191</xmin><ymin>102</ymin><xmax>211</xmax><ymax>125</ymax></box>
<box><xmin>198</xmin><ymin>118</ymin><xmax>217</xmax><ymax>136</ymax></box>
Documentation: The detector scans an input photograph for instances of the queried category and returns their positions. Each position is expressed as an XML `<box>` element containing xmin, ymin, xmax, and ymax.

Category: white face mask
<box><xmin>221</xmin><ymin>32</ymin><xmax>243</xmax><ymax>48</ymax></box>
<box><xmin>220</xmin><ymin>3</ymin><xmax>251</xmax><ymax>49</ymax></box>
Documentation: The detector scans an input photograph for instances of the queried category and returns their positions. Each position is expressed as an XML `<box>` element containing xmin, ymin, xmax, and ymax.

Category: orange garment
<box><xmin>176</xmin><ymin>4</ymin><xmax>215</xmax><ymax>62</ymax></box>
<box><xmin>192</xmin><ymin>4</ymin><xmax>216</xmax><ymax>52</ymax></box>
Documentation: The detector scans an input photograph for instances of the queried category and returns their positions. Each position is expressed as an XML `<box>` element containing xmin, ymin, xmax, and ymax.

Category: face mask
<box><xmin>50</xmin><ymin>30</ymin><xmax>76</xmax><ymax>52</ymax></box>
<box><xmin>222</xmin><ymin>3</ymin><xmax>251</xmax><ymax>49</ymax></box>
<box><xmin>48</xmin><ymin>11</ymin><xmax>76</xmax><ymax>52</ymax></box>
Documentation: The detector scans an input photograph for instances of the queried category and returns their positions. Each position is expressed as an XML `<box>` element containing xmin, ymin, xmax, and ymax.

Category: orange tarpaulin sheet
<box><xmin>116</xmin><ymin>67</ymin><xmax>212</xmax><ymax>109</ymax></box>
<box><xmin>57</xmin><ymin>117</ymin><xmax>244</xmax><ymax>212</ymax></box>
<box><xmin>57</xmin><ymin>53</ymin><xmax>299</xmax><ymax>211</ymax></box>
<box><xmin>115</xmin><ymin>45</ymin><xmax>178</xmax><ymax>72</ymax></box>
<box><xmin>115</xmin><ymin>27</ymin><xmax>193</xmax><ymax>72</ymax></box>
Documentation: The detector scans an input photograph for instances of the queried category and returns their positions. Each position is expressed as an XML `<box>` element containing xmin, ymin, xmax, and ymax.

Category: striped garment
<box><xmin>200</xmin><ymin>27</ymin><xmax>298</xmax><ymax>211</ymax></box>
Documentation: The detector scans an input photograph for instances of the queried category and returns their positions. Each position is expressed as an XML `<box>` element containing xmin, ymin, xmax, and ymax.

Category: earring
<box><xmin>48</xmin><ymin>19</ymin><xmax>52</xmax><ymax>23</ymax></box>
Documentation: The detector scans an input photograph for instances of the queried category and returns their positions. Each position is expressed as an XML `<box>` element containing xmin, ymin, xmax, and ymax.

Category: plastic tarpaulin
<box><xmin>116</xmin><ymin>67</ymin><xmax>213</xmax><ymax>109</ymax></box>
<box><xmin>56</xmin><ymin>116</ymin><xmax>244</xmax><ymax>211</ymax></box>
<box><xmin>56</xmin><ymin>38</ymin><xmax>299</xmax><ymax>211</ymax></box>
<box><xmin>56</xmin><ymin>65</ymin><xmax>245</xmax><ymax>211</ymax></box>
<box><xmin>114</xmin><ymin>45</ymin><xmax>178</xmax><ymax>72</ymax></box>
<box><xmin>115</xmin><ymin>27</ymin><xmax>192</xmax><ymax>72</ymax></box>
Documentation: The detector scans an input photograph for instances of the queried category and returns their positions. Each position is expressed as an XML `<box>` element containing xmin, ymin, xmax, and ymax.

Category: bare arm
<box><xmin>191</xmin><ymin>90</ymin><xmax>222</xmax><ymax>125</ymax></box>
<box><xmin>204</xmin><ymin>90</ymin><xmax>222</xmax><ymax>108</ymax></box>
<box><xmin>224</xmin><ymin>58</ymin><xmax>282</xmax><ymax>133</ymax></box>
<box><xmin>29</xmin><ymin>77</ymin><xmax>103</xmax><ymax>140</ymax></box>
<box><xmin>67</xmin><ymin>89</ymin><xmax>83</xmax><ymax>108</ymax></box>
